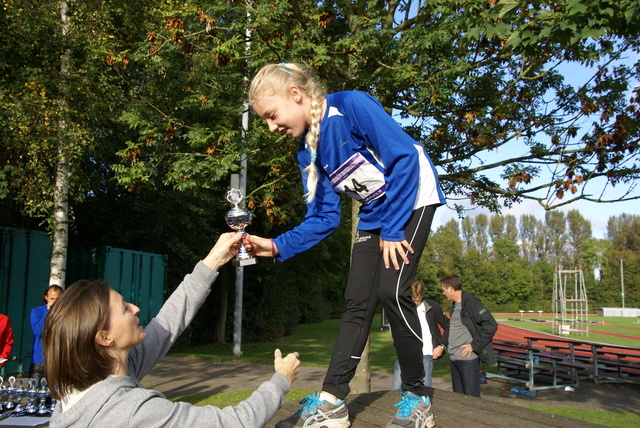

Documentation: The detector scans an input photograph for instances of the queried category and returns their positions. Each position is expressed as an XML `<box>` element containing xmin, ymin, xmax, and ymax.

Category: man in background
<box><xmin>441</xmin><ymin>274</ymin><xmax>497</xmax><ymax>397</ymax></box>
<box><xmin>29</xmin><ymin>285</ymin><xmax>63</xmax><ymax>381</ymax></box>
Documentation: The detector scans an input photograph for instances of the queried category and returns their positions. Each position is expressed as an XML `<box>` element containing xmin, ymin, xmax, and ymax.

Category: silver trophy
<box><xmin>5</xmin><ymin>376</ymin><xmax>17</xmax><ymax>411</ymax></box>
<box><xmin>225</xmin><ymin>188</ymin><xmax>257</xmax><ymax>267</ymax></box>
<box><xmin>26</xmin><ymin>378</ymin><xmax>38</xmax><ymax>414</ymax></box>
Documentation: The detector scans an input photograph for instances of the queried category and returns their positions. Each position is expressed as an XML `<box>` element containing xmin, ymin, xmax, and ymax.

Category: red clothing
<box><xmin>0</xmin><ymin>313</ymin><xmax>14</xmax><ymax>366</ymax></box>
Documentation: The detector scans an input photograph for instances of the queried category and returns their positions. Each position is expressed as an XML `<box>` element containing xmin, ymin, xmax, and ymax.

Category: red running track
<box><xmin>494</xmin><ymin>323</ymin><xmax>640</xmax><ymax>357</ymax></box>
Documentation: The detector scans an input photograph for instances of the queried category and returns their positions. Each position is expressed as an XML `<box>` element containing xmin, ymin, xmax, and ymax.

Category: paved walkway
<box><xmin>143</xmin><ymin>355</ymin><xmax>640</xmax><ymax>415</ymax></box>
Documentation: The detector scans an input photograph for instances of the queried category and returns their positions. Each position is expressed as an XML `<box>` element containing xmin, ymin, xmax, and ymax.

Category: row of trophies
<box><xmin>0</xmin><ymin>376</ymin><xmax>55</xmax><ymax>417</ymax></box>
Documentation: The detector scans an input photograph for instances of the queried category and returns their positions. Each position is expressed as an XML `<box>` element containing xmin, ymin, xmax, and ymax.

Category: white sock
<box><xmin>319</xmin><ymin>392</ymin><xmax>340</xmax><ymax>404</ymax></box>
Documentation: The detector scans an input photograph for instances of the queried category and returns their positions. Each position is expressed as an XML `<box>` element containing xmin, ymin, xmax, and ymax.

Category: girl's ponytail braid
<box><xmin>303</xmin><ymin>84</ymin><xmax>324</xmax><ymax>203</ymax></box>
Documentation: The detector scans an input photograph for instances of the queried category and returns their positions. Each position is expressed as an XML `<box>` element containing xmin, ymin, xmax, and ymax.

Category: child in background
<box><xmin>391</xmin><ymin>281</ymin><xmax>449</xmax><ymax>390</ymax></box>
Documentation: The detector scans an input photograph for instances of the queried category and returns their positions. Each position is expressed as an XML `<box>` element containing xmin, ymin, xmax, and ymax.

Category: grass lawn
<box><xmin>169</xmin><ymin>314</ymin><xmax>640</xmax><ymax>427</ymax></box>
<box><xmin>170</xmin><ymin>314</ymin><xmax>456</xmax><ymax>375</ymax></box>
<box><xmin>172</xmin><ymin>388</ymin><xmax>316</xmax><ymax>408</ymax></box>
<box><xmin>518</xmin><ymin>405</ymin><xmax>640</xmax><ymax>428</ymax></box>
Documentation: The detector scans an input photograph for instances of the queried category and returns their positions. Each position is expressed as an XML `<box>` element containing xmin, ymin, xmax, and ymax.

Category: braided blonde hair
<box><xmin>249</xmin><ymin>63</ymin><xmax>325</xmax><ymax>203</ymax></box>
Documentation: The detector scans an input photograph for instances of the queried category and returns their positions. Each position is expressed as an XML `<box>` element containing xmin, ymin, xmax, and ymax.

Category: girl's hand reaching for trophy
<box><xmin>243</xmin><ymin>234</ymin><xmax>278</xmax><ymax>258</ymax></box>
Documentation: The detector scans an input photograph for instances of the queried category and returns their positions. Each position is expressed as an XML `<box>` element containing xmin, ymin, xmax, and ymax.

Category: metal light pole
<box><xmin>621</xmin><ymin>258</ymin><xmax>625</xmax><ymax>308</ymax></box>
<box><xmin>232</xmin><ymin>17</ymin><xmax>252</xmax><ymax>358</ymax></box>
<box><xmin>231</xmin><ymin>173</ymin><xmax>244</xmax><ymax>357</ymax></box>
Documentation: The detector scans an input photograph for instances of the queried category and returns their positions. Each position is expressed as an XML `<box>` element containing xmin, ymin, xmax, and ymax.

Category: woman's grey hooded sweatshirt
<box><xmin>49</xmin><ymin>261</ymin><xmax>290</xmax><ymax>427</ymax></box>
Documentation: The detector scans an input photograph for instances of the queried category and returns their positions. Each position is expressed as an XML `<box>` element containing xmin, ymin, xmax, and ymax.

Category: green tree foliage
<box><xmin>0</xmin><ymin>0</ymin><xmax>155</xmax><ymax>224</ymax></box>
<box><xmin>520</xmin><ymin>214</ymin><xmax>537</xmax><ymax>262</ymax></box>
<box><xmin>417</xmin><ymin>219</ymin><xmax>463</xmax><ymax>300</ymax></box>
<box><xmin>545</xmin><ymin>210</ymin><xmax>568</xmax><ymax>267</ymax></box>
<box><xmin>1</xmin><ymin>1</ymin><xmax>68</xmax><ymax>224</ymax></box>
<box><xmin>531</xmin><ymin>259</ymin><xmax>555</xmax><ymax>311</ymax></box>
<box><xmin>566</xmin><ymin>209</ymin><xmax>593</xmax><ymax>267</ymax></box>
<box><xmin>582</xmin><ymin>236</ymin><xmax>611</xmax><ymax>308</ymax></box>
<box><xmin>93</xmin><ymin>0</ymin><xmax>640</xmax><ymax>215</ymax></box>
<box><xmin>601</xmin><ymin>214</ymin><xmax>640</xmax><ymax>307</ymax></box>
<box><xmin>490</xmin><ymin>237</ymin><xmax>534</xmax><ymax>308</ymax></box>
<box><xmin>473</xmin><ymin>214</ymin><xmax>490</xmax><ymax>255</ymax></box>
<box><xmin>420</xmin><ymin>210</ymin><xmax>632</xmax><ymax>313</ymax></box>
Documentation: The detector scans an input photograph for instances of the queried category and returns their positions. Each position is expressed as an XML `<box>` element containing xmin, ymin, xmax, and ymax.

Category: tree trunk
<box><xmin>50</xmin><ymin>0</ymin><xmax>72</xmax><ymax>288</ymax></box>
<box><xmin>349</xmin><ymin>199</ymin><xmax>371</xmax><ymax>394</ymax></box>
<box><xmin>350</xmin><ymin>336</ymin><xmax>371</xmax><ymax>394</ymax></box>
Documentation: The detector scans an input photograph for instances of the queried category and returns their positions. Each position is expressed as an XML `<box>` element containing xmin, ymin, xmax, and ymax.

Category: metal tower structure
<box><xmin>552</xmin><ymin>268</ymin><xmax>589</xmax><ymax>336</ymax></box>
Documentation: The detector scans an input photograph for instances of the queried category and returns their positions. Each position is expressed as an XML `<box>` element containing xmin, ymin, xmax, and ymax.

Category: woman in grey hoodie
<box><xmin>43</xmin><ymin>232</ymin><xmax>300</xmax><ymax>427</ymax></box>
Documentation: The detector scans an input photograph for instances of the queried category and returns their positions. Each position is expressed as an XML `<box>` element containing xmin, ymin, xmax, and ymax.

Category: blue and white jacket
<box><xmin>273</xmin><ymin>91</ymin><xmax>446</xmax><ymax>261</ymax></box>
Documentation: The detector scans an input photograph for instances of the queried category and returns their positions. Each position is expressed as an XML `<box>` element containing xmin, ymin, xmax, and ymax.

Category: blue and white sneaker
<box><xmin>276</xmin><ymin>391</ymin><xmax>350</xmax><ymax>428</ymax></box>
<box><xmin>385</xmin><ymin>391</ymin><xmax>435</xmax><ymax>428</ymax></box>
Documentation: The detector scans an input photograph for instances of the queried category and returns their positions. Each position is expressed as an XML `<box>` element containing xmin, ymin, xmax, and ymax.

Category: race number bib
<box><xmin>329</xmin><ymin>152</ymin><xmax>385</xmax><ymax>204</ymax></box>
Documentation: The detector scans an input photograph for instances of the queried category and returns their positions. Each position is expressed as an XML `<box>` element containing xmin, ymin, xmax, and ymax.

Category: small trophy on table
<box><xmin>225</xmin><ymin>188</ymin><xmax>257</xmax><ymax>267</ymax></box>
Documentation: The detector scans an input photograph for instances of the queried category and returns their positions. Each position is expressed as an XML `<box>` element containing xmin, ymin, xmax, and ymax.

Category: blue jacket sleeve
<box><xmin>31</xmin><ymin>306</ymin><xmax>47</xmax><ymax>337</ymax></box>
<box><xmin>343</xmin><ymin>93</ymin><xmax>420</xmax><ymax>242</ymax></box>
<box><xmin>273</xmin><ymin>151</ymin><xmax>342</xmax><ymax>261</ymax></box>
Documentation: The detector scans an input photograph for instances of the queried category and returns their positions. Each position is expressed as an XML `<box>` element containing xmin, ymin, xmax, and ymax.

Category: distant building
<box><xmin>597</xmin><ymin>307</ymin><xmax>640</xmax><ymax>317</ymax></box>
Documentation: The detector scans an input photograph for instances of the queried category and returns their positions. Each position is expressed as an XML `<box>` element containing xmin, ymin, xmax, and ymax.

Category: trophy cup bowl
<box><xmin>225</xmin><ymin>188</ymin><xmax>257</xmax><ymax>267</ymax></box>
<box><xmin>225</xmin><ymin>207</ymin><xmax>251</xmax><ymax>232</ymax></box>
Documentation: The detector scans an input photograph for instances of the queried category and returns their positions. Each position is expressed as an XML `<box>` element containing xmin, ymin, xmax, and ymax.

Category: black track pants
<box><xmin>322</xmin><ymin>204</ymin><xmax>437</xmax><ymax>399</ymax></box>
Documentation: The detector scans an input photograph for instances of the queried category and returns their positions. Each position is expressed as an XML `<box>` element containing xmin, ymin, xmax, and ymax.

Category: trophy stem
<box><xmin>236</xmin><ymin>229</ymin><xmax>251</xmax><ymax>260</ymax></box>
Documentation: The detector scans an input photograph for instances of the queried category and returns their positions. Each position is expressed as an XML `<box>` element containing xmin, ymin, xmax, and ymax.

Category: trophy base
<box><xmin>233</xmin><ymin>257</ymin><xmax>257</xmax><ymax>267</ymax></box>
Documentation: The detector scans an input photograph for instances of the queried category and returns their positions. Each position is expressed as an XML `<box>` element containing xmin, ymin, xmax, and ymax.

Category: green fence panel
<box><xmin>67</xmin><ymin>246</ymin><xmax>167</xmax><ymax>326</ymax></box>
<box><xmin>1</xmin><ymin>227</ymin><xmax>167</xmax><ymax>376</ymax></box>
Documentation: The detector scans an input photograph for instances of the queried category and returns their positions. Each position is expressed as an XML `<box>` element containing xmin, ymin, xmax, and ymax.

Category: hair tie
<box><xmin>270</xmin><ymin>239</ymin><xmax>277</xmax><ymax>263</ymax></box>
<box><xmin>278</xmin><ymin>62</ymin><xmax>293</xmax><ymax>75</ymax></box>
<box><xmin>310</xmin><ymin>151</ymin><xmax>317</xmax><ymax>163</ymax></box>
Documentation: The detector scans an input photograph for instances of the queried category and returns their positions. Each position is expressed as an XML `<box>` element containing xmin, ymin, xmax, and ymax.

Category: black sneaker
<box><xmin>385</xmin><ymin>391</ymin><xmax>435</xmax><ymax>428</ymax></box>
<box><xmin>276</xmin><ymin>392</ymin><xmax>350</xmax><ymax>428</ymax></box>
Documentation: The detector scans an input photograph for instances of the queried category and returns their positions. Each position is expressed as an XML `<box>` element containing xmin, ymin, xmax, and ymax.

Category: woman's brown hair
<box><xmin>43</xmin><ymin>279</ymin><xmax>114</xmax><ymax>400</ymax></box>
